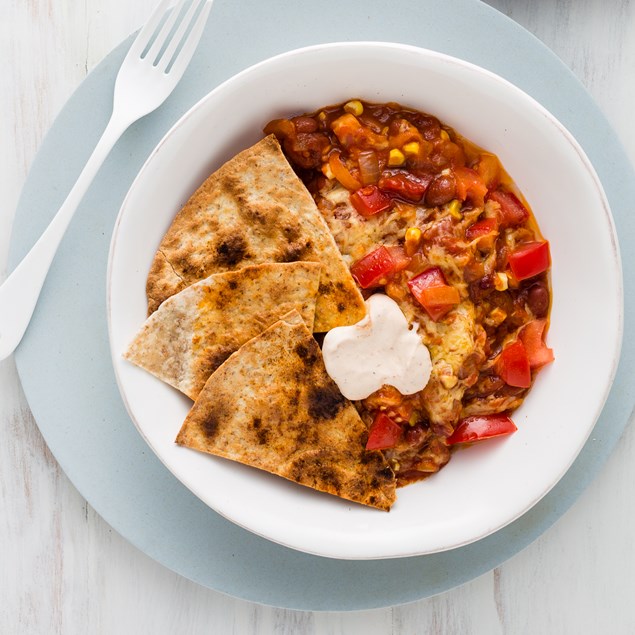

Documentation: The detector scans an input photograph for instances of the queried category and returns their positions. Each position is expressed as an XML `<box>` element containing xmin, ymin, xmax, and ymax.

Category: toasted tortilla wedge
<box><xmin>124</xmin><ymin>262</ymin><xmax>321</xmax><ymax>400</ymax></box>
<box><xmin>146</xmin><ymin>135</ymin><xmax>365</xmax><ymax>331</ymax></box>
<box><xmin>175</xmin><ymin>311</ymin><xmax>396</xmax><ymax>511</ymax></box>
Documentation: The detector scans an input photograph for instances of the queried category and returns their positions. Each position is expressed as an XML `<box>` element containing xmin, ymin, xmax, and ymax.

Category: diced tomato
<box><xmin>350</xmin><ymin>185</ymin><xmax>393</xmax><ymax>217</ymax></box>
<box><xmin>453</xmin><ymin>166</ymin><xmax>488</xmax><ymax>205</ymax></box>
<box><xmin>409</xmin><ymin>265</ymin><xmax>446</xmax><ymax>288</ymax></box>
<box><xmin>378</xmin><ymin>171</ymin><xmax>430</xmax><ymax>202</ymax></box>
<box><xmin>328</xmin><ymin>151</ymin><xmax>362</xmax><ymax>190</ymax></box>
<box><xmin>447</xmin><ymin>414</ymin><xmax>517</xmax><ymax>445</ymax></box>
<box><xmin>366</xmin><ymin>412</ymin><xmax>402</xmax><ymax>450</ymax></box>
<box><xmin>407</xmin><ymin>267</ymin><xmax>460</xmax><ymax>321</ymax></box>
<box><xmin>519</xmin><ymin>319</ymin><xmax>555</xmax><ymax>369</ymax></box>
<box><xmin>497</xmin><ymin>340</ymin><xmax>531</xmax><ymax>388</ymax></box>
<box><xmin>487</xmin><ymin>189</ymin><xmax>530</xmax><ymax>228</ymax></box>
<box><xmin>508</xmin><ymin>241</ymin><xmax>550</xmax><ymax>281</ymax></box>
<box><xmin>465</xmin><ymin>218</ymin><xmax>498</xmax><ymax>242</ymax></box>
<box><xmin>384</xmin><ymin>245</ymin><xmax>411</xmax><ymax>272</ymax></box>
<box><xmin>350</xmin><ymin>246</ymin><xmax>397</xmax><ymax>289</ymax></box>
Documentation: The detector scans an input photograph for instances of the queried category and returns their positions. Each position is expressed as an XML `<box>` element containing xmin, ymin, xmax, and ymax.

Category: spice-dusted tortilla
<box><xmin>125</xmin><ymin>262</ymin><xmax>321</xmax><ymax>400</ymax></box>
<box><xmin>146</xmin><ymin>135</ymin><xmax>365</xmax><ymax>332</ymax></box>
<box><xmin>175</xmin><ymin>311</ymin><xmax>397</xmax><ymax>511</ymax></box>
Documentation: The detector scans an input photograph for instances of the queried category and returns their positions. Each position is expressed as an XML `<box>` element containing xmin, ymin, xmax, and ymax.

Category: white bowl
<box><xmin>107</xmin><ymin>42</ymin><xmax>622</xmax><ymax>559</ymax></box>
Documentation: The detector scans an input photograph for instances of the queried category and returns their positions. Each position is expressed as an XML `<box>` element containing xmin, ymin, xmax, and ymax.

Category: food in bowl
<box><xmin>123</xmin><ymin>97</ymin><xmax>554</xmax><ymax>509</ymax></box>
<box><xmin>265</xmin><ymin>99</ymin><xmax>554</xmax><ymax>486</ymax></box>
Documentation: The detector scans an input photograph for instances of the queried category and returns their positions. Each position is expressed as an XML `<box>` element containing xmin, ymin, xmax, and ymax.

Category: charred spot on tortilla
<box><xmin>289</xmin><ymin>454</ymin><xmax>343</xmax><ymax>494</ymax></box>
<box><xmin>243</xmin><ymin>205</ymin><xmax>268</xmax><ymax>225</ymax></box>
<box><xmin>282</xmin><ymin>241</ymin><xmax>309</xmax><ymax>262</ymax></box>
<box><xmin>307</xmin><ymin>384</ymin><xmax>346</xmax><ymax>420</ymax></box>
<box><xmin>294</xmin><ymin>341</ymin><xmax>319</xmax><ymax>365</ymax></box>
<box><xmin>255</xmin><ymin>426</ymin><xmax>270</xmax><ymax>446</ymax></box>
<box><xmin>282</xmin><ymin>224</ymin><xmax>301</xmax><ymax>241</ymax></box>
<box><xmin>216</xmin><ymin>235</ymin><xmax>249</xmax><ymax>266</ymax></box>
<box><xmin>201</xmin><ymin>410</ymin><xmax>221</xmax><ymax>440</ymax></box>
<box><xmin>288</xmin><ymin>388</ymin><xmax>301</xmax><ymax>408</ymax></box>
<box><xmin>203</xmin><ymin>345</ymin><xmax>236</xmax><ymax>373</ymax></box>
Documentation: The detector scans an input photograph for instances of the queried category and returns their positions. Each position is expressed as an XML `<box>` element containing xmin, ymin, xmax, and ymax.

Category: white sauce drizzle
<box><xmin>322</xmin><ymin>294</ymin><xmax>432</xmax><ymax>401</ymax></box>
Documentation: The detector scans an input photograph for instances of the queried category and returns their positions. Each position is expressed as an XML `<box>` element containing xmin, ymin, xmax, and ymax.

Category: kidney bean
<box><xmin>468</xmin><ymin>273</ymin><xmax>495</xmax><ymax>302</ymax></box>
<box><xmin>425</xmin><ymin>174</ymin><xmax>456</xmax><ymax>206</ymax></box>
<box><xmin>526</xmin><ymin>282</ymin><xmax>549</xmax><ymax>317</ymax></box>
<box><xmin>405</xmin><ymin>425</ymin><xmax>429</xmax><ymax>448</ymax></box>
<box><xmin>283</xmin><ymin>132</ymin><xmax>329</xmax><ymax>169</ymax></box>
<box><xmin>477</xmin><ymin>374</ymin><xmax>505</xmax><ymax>397</ymax></box>
<box><xmin>292</xmin><ymin>116</ymin><xmax>318</xmax><ymax>133</ymax></box>
<box><xmin>404</xmin><ymin>113</ymin><xmax>442</xmax><ymax>140</ymax></box>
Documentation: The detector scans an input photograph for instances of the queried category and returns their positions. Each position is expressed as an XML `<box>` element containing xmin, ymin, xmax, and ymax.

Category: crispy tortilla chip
<box><xmin>175</xmin><ymin>311</ymin><xmax>396</xmax><ymax>511</ymax></box>
<box><xmin>146</xmin><ymin>135</ymin><xmax>365</xmax><ymax>331</ymax></box>
<box><xmin>125</xmin><ymin>262</ymin><xmax>321</xmax><ymax>400</ymax></box>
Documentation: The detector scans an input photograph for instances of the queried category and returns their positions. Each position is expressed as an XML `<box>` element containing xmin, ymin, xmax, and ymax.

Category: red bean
<box><xmin>283</xmin><ymin>132</ymin><xmax>329</xmax><ymax>169</ymax></box>
<box><xmin>292</xmin><ymin>116</ymin><xmax>318</xmax><ymax>133</ymax></box>
<box><xmin>405</xmin><ymin>425</ymin><xmax>428</xmax><ymax>448</ymax></box>
<box><xmin>526</xmin><ymin>283</ymin><xmax>549</xmax><ymax>317</ymax></box>
<box><xmin>425</xmin><ymin>174</ymin><xmax>456</xmax><ymax>206</ymax></box>
<box><xmin>405</xmin><ymin>113</ymin><xmax>442</xmax><ymax>140</ymax></box>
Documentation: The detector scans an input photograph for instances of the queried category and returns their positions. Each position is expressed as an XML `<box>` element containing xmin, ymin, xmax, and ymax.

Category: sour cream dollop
<box><xmin>322</xmin><ymin>294</ymin><xmax>432</xmax><ymax>401</ymax></box>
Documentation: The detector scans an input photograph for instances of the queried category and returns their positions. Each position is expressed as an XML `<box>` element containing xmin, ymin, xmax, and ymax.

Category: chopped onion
<box><xmin>358</xmin><ymin>150</ymin><xmax>380</xmax><ymax>185</ymax></box>
<box><xmin>328</xmin><ymin>151</ymin><xmax>362</xmax><ymax>190</ymax></box>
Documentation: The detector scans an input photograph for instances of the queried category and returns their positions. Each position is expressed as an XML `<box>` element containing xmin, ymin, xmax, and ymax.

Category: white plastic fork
<box><xmin>0</xmin><ymin>0</ymin><xmax>213</xmax><ymax>361</ymax></box>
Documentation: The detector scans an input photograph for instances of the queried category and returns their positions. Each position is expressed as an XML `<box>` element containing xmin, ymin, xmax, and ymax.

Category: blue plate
<box><xmin>10</xmin><ymin>0</ymin><xmax>635</xmax><ymax>611</ymax></box>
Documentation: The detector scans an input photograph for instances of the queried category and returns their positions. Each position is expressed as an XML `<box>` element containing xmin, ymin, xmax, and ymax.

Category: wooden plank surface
<box><xmin>1</xmin><ymin>0</ymin><xmax>634</xmax><ymax>632</ymax></box>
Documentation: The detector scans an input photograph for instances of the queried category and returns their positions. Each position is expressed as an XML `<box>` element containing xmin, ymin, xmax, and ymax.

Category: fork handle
<box><xmin>0</xmin><ymin>112</ymin><xmax>130</xmax><ymax>361</ymax></box>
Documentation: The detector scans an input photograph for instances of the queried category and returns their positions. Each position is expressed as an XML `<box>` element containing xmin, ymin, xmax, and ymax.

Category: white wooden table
<box><xmin>2</xmin><ymin>1</ymin><xmax>635</xmax><ymax>632</ymax></box>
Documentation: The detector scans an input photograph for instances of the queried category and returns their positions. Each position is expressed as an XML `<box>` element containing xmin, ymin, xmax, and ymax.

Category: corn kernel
<box><xmin>440</xmin><ymin>129</ymin><xmax>450</xmax><ymax>141</ymax></box>
<box><xmin>440</xmin><ymin>374</ymin><xmax>458</xmax><ymax>389</ymax></box>
<box><xmin>404</xmin><ymin>227</ymin><xmax>422</xmax><ymax>256</ymax></box>
<box><xmin>403</xmin><ymin>141</ymin><xmax>420</xmax><ymax>155</ymax></box>
<box><xmin>317</xmin><ymin>111</ymin><xmax>327</xmax><ymax>122</ymax></box>
<box><xmin>388</xmin><ymin>148</ymin><xmax>405</xmax><ymax>166</ymax></box>
<box><xmin>447</xmin><ymin>199</ymin><xmax>462</xmax><ymax>219</ymax></box>
<box><xmin>344</xmin><ymin>100</ymin><xmax>364</xmax><ymax>116</ymax></box>
<box><xmin>494</xmin><ymin>272</ymin><xmax>509</xmax><ymax>291</ymax></box>
<box><xmin>486</xmin><ymin>307</ymin><xmax>507</xmax><ymax>327</ymax></box>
